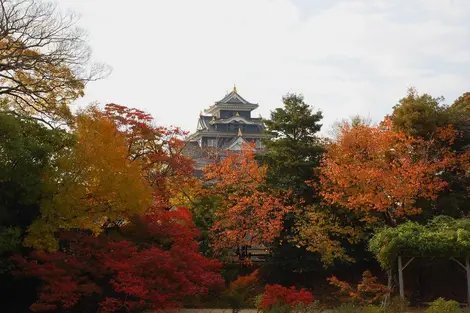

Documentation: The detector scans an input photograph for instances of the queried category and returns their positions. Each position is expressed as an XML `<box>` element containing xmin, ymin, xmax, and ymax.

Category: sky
<box><xmin>56</xmin><ymin>0</ymin><xmax>470</xmax><ymax>135</ymax></box>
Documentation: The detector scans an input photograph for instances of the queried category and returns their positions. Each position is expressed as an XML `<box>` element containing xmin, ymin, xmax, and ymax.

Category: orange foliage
<box><xmin>25</xmin><ymin>108</ymin><xmax>153</xmax><ymax>251</ymax></box>
<box><xmin>328</xmin><ymin>271</ymin><xmax>390</xmax><ymax>305</ymax></box>
<box><xmin>224</xmin><ymin>269</ymin><xmax>260</xmax><ymax>311</ymax></box>
<box><xmin>319</xmin><ymin>119</ymin><xmax>458</xmax><ymax>225</ymax></box>
<box><xmin>203</xmin><ymin>144</ymin><xmax>294</xmax><ymax>251</ymax></box>
<box><xmin>104</xmin><ymin>103</ymin><xmax>201</xmax><ymax>209</ymax></box>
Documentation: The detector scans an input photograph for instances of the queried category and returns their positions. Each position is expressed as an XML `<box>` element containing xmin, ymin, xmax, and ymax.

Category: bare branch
<box><xmin>0</xmin><ymin>0</ymin><xmax>111</xmax><ymax>124</ymax></box>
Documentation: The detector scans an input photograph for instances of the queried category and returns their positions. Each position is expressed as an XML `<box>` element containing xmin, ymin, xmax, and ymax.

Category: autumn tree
<box><xmin>0</xmin><ymin>0</ymin><xmax>109</xmax><ymax>123</ymax></box>
<box><xmin>203</xmin><ymin>144</ymin><xmax>293</xmax><ymax>253</ymax></box>
<box><xmin>14</xmin><ymin>207</ymin><xmax>224</xmax><ymax>313</ymax></box>
<box><xmin>104</xmin><ymin>103</ymin><xmax>200</xmax><ymax>209</ymax></box>
<box><xmin>25</xmin><ymin>107</ymin><xmax>152</xmax><ymax>251</ymax></box>
<box><xmin>320</xmin><ymin>119</ymin><xmax>457</xmax><ymax>227</ymax></box>
<box><xmin>328</xmin><ymin>271</ymin><xmax>391</xmax><ymax>305</ymax></box>
<box><xmin>392</xmin><ymin>89</ymin><xmax>470</xmax><ymax>217</ymax></box>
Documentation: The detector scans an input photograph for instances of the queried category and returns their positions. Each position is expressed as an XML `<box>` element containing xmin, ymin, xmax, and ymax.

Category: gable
<box><xmin>217</xmin><ymin>91</ymin><xmax>254</xmax><ymax>105</ymax></box>
<box><xmin>225</xmin><ymin>94</ymin><xmax>245</xmax><ymax>104</ymax></box>
<box><xmin>226</xmin><ymin>136</ymin><xmax>247</xmax><ymax>151</ymax></box>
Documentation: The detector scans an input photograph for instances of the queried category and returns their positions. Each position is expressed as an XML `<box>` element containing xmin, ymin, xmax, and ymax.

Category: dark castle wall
<box><xmin>220</xmin><ymin>110</ymin><xmax>251</xmax><ymax>119</ymax></box>
<box><xmin>213</xmin><ymin>124</ymin><xmax>261</xmax><ymax>134</ymax></box>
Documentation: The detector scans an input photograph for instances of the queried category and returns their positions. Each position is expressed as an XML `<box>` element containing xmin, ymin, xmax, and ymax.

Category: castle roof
<box><xmin>205</xmin><ymin>86</ymin><xmax>258</xmax><ymax>114</ymax></box>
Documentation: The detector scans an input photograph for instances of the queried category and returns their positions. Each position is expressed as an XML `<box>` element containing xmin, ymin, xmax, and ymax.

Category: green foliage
<box><xmin>426</xmin><ymin>298</ymin><xmax>461</xmax><ymax>313</ymax></box>
<box><xmin>0</xmin><ymin>113</ymin><xmax>73</xmax><ymax>252</ymax></box>
<box><xmin>329</xmin><ymin>299</ymin><xmax>406</xmax><ymax>313</ymax></box>
<box><xmin>0</xmin><ymin>227</ymin><xmax>21</xmax><ymax>254</ymax></box>
<box><xmin>384</xmin><ymin>297</ymin><xmax>408</xmax><ymax>313</ymax></box>
<box><xmin>293</xmin><ymin>302</ymin><xmax>326</xmax><ymax>313</ymax></box>
<box><xmin>391</xmin><ymin>89</ymin><xmax>470</xmax><ymax>218</ymax></box>
<box><xmin>448</xmin><ymin>91</ymin><xmax>470</xmax><ymax>148</ymax></box>
<box><xmin>259</xmin><ymin>93</ymin><xmax>331</xmax><ymax>277</ymax></box>
<box><xmin>391</xmin><ymin>87</ymin><xmax>448</xmax><ymax>139</ymax></box>
<box><xmin>264</xmin><ymin>303</ymin><xmax>292</xmax><ymax>313</ymax></box>
<box><xmin>0</xmin><ymin>227</ymin><xmax>21</xmax><ymax>272</ymax></box>
<box><xmin>0</xmin><ymin>113</ymin><xmax>72</xmax><ymax>221</ymax></box>
<box><xmin>191</xmin><ymin>194</ymin><xmax>219</xmax><ymax>256</ymax></box>
<box><xmin>260</xmin><ymin>93</ymin><xmax>324</xmax><ymax>197</ymax></box>
<box><xmin>261</xmin><ymin>302</ymin><xmax>325</xmax><ymax>313</ymax></box>
<box><xmin>331</xmin><ymin>303</ymin><xmax>364</xmax><ymax>313</ymax></box>
<box><xmin>370</xmin><ymin>216</ymin><xmax>470</xmax><ymax>269</ymax></box>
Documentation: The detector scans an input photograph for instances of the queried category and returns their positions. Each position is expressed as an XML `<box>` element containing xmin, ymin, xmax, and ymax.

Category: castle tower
<box><xmin>187</xmin><ymin>86</ymin><xmax>267</xmax><ymax>151</ymax></box>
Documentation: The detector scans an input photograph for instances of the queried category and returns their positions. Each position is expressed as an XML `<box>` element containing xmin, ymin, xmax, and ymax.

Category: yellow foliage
<box><xmin>0</xmin><ymin>37</ymin><xmax>84</xmax><ymax>121</ymax></box>
<box><xmin>293</xmin><ymin>209</ymin><xmax>360</xmax><ymax>265</ymax></box>
<box><xmin>25</xmin><ymin>108</ymin><xmax>152</xmax><ymax>251</ymax></box>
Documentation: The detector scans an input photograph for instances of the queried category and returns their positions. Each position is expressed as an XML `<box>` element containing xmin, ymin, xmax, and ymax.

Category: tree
<box><xmin>0</xmin><ymin>112</ymin><xmax>72</xmax><ymax>268</ymax></box>
<box><xmin>14</xmin><ymin>207</ymin><xmax>224</xmax><ymax>313</ymax></box>
<box><xmin>0</xmin><ymin>0</ymin><xmax>109</xmax><ymax>123</ymax></box>
<box><xmin>320</xmin><ymin>119</ymin><xmax>457</xmax><ymax>227</ymax></box>
<box><xmin>260</xmin><ymin>95</ymin><xmax>357</xmax><ymax>268</ymax></box>
<box><xmin>104</xmin><ymin>103</ymin><xmax>200</xmax><ymax>210</ymax></box>
<box><xmin>328</xmin><ymin>271</ymin><xmax>390</xmax><ymax>305</ymax></box>
<box><xmin>261</xmin><ymin>93</ymin><xmax>324</xmax><ymax>198</ymax></box>
<box><xmin>24</xmin><ymin>107</ymin><xmax>152</xmax><ymax>251</ymax></box>
<box><xmin>203</xmin><ymin>145</ymin><xmax>294</xmax><ymax>252</ymax></box>
<box><xmin>390</xmin><ymin>87</ymin><xmax>448</xmax><ymax>139</ymax></box>
<box><xmin>293</xmin><ymin>209</ymin><xmax>360</xmax><ymax>264</ymax></box>
<box><xmin>392</xmin><ymin>90</ymin><xmax>470</xmax><ymax>217</ymax></box>
<box><xmin>223</xmin><ymin>269</ymin><xmax>260</xmax><ymax>313</ymax></box>
<box><xmin>447</xmin><ymin>92</ymin><xmax>470</xmax><ymax>151</ymax></box>
<box><xmin>329</xmin><ymin>115</ymin><xmax>373</xmax><ymax>139</ymax></box>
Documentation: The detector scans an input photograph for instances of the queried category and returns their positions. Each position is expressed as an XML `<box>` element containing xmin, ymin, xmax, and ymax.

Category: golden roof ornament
<box><xmin>235</xmin><ymin>112</ymin><xmax>240</xmax><ymax>117</ymax></box>
<box><xmin>238</xmin><ymin>128</ymin><xmax>243</xmax><ymax>137</ymax></box>
<box><xmin>233</xmin><ymin>84</ymin><xmax>237</xmax><ymax>93</ymax></box>
<box><xmin>211</xmin><ymin>116</ymin><xmax>216</xmax><ymax>122</ymax></box>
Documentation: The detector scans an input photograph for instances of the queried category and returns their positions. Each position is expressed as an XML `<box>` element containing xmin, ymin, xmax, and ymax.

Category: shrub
<box><xmin>224</xmin><ymin>269</ymin><xmax>259</xmax><ymax>313</ymax></box>
<box><xmin>426</xmin><ymin>298</ymin><xmax>461</xmax><ymax>313</ymax></box>
<box><xmin>327</xmin><ymin>271</ymin><xmax>390</xmax><ymax>305</ymax></box>
<box><xmin>363</xmin><ymin>306</ymin><xmax>382</xmax><ymax>313</ymax></box>
<box><xmin>292</xmin><ymin>302</ymin><xmax>325</xmax><ymax>313</ymax></box>
<box><xmin>258</xmin><ymin>284</ymin><xmax>315</xmax><ymax>313</ymax></box>
<box><xmin>330</xmin><ymin>303</ymin><xmax>363</xmax><ymax>313</ymax></box>
<box><xmin>384</xmin><ymin>297</ymin><xmax>408</xmax><ymax>313</ymax></box>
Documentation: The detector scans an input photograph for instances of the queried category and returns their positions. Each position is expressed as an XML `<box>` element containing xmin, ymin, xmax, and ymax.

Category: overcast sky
<box><xmin>57</xmin><ymin>0</ymin><xmax>470</xmax><ymax>135</ymax></box>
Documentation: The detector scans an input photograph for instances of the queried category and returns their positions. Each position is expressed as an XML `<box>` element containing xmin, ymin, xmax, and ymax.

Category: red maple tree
<box><xmin>13</xmin><ymin>206</ymin><xmax>224</xmax><ymax>312</ymax></box>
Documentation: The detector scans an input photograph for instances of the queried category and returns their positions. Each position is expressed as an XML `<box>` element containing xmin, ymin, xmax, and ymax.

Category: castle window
<box><xmin>207</xmin><ymin>139</ymin><xmax>218</xmax><ymax>147</ymax></box>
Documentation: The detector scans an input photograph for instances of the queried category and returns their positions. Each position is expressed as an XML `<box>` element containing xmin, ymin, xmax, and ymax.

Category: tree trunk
<box><xmin>466</xmin><ymin>258</ymin><xmax>470</xmax><ymax>307</ymax></box>
<box><xmin>398</xmin><ymin>256</ymin><xmax>405</xmax><ymax>300</ymax></box>
<box><xmin>383</xmin><ymin>269</ymin><xmax>393</xmax><ymax>308</ymax></box>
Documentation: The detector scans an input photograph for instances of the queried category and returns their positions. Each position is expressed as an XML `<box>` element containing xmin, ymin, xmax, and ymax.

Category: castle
<box><xmin>185</xmin><ymin>86</ymin><xmax>270</xmax><ymax>177</ymax></box>
<box><xmin>185</xmin><ymin>86</ymin><xmax>271</xmax><ymax>262</ymax></box>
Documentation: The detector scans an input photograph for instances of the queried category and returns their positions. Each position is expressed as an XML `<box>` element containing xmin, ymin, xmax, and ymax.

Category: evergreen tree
<box><xmin>261</xmin><ymin>93</ymin><xmax>324</xmax><ymax>201</ymax></box>
<box><xmin>259</xmin><ymin>94</ymin><xmax>326</xmax><ymax>279</ymax></box>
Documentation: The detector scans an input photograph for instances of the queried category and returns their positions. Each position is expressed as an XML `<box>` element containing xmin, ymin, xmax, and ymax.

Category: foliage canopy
<box><xmin>369</xmin><ymin>216</ymin><xmax>470</xmax><ymax>269</ymax></box>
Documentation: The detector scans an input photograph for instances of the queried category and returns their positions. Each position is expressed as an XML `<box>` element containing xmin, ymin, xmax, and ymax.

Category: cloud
<box><xmin>58</xmin><ymin>0</ymin><xmax>470</xmax><ymax>135</ymax></box>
